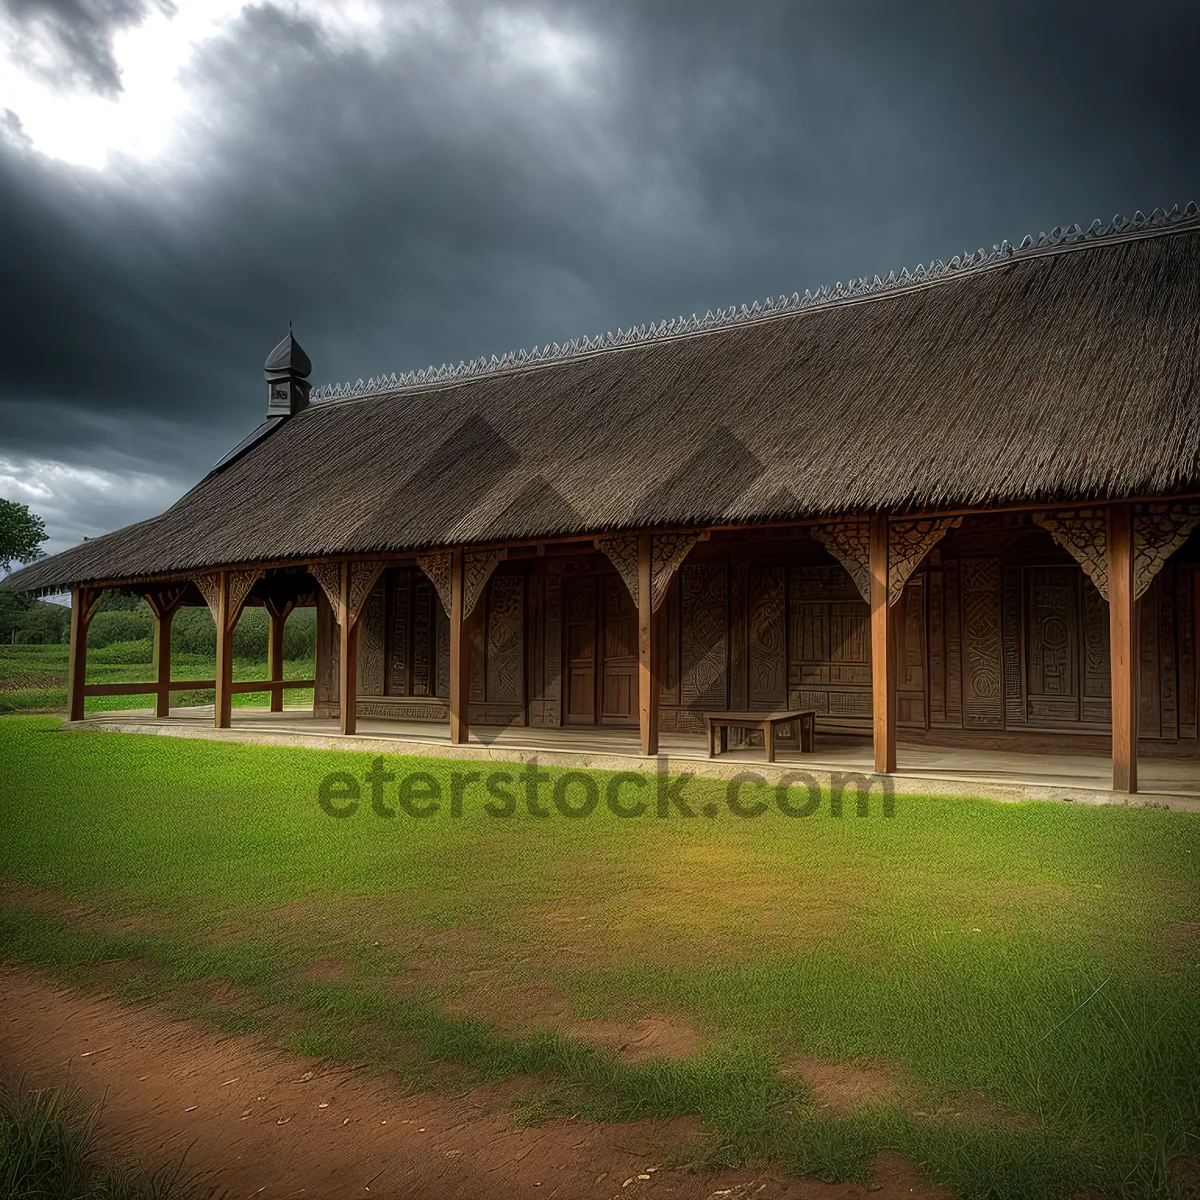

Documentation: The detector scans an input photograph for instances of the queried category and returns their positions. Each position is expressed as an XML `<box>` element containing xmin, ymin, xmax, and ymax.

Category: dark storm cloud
<box><xmin>1</xmin><ymin>0</ymin><xmax>1199</xmax><ymax>557</ymax></box>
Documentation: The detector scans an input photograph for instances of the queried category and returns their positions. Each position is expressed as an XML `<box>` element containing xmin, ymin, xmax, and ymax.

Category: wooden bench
<box><xmin>705</xmin><ymin>710</ymin><xmax>816</xmax><ymax>763</ymax></box>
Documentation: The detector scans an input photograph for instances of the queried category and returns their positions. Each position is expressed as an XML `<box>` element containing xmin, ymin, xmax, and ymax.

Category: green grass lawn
<box><xmin>0</xmin><ymin>643</ymin><xmax>315</xmax><ymax>714</ymax></box>
<box><xmin>0</xmin><ymin>714</ymin><xmax>1197</xmax><ymax>1198</ymax></box>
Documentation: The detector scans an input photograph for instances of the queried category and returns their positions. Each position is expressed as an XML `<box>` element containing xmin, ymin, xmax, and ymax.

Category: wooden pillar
<box><xmin>869</xmin><ymin>513</ymin><xmax>897</xmax><ymax>774</ymax></box>
<box><xmin>337</xmin><ymin>562</ymin><xmax>359</xmax><ymax>736</ymax></box>
<box><xmin>637</xmin><ymin>532</ymin><xmax>659</xmax><ymax>756</ymax></box>
<box><xmin>448</xmin><ymin>548</ymin><xmax>470</xmax><ymax>745</ymax></box>
<box><xmin>1107</xmin><ymin>504</ymin><xmax>1138</xmax><ymax>793</ymax></box>
<box><xmin>66</xmin><ymin>585</ymin><xmax>98</xmax><ymax>722</ymax></box>
<box><xmin>214</xmin><ymin>572</ymin><xmax>234</xmax><ymax>729</ymax></box>
<box><xmin>152</xmin><ymin>606</ymin><xmax>174</xmax><ymax>718</ymax></box>
<box><xmin>265</xmin><ymin>599</ymin><xmax>292</xmax><ymax>714</ymax></box>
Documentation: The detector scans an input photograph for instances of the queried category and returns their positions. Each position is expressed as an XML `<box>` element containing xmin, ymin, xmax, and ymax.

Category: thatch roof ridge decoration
<box><xmin>310</xmin><ymin>202</ymin><xmax>1200</xmax><ymax>404</ymax></box>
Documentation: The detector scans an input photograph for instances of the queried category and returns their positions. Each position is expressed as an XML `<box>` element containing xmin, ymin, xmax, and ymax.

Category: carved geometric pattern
<box><xmin>888</xmin><ymin>517</ymin><xmax>962</xmax><ymax>605</ymax></box>
<box><xmin>193</xmin><ymin>572</ymin><xmax>223</xmax><ymax>624</ymax></box>
<box><xmin>811</xmin><ymin>521</ymin><xmax>870</xmax><ymax>604</ymax></box>
<box><xmin>1032</xmin><ymin>510</ymin><xmax>1109</xmax><ymax>600</ymax></box>
<box><xmin>960</xmin><ymin>557</ymin><xmax>1004</xmax><ymax>728</ymax></box>
<box><xmin>308</xmin><ymin>561</ymin><xmax>343</xmax><ymax>614</ymax></box>
<box><xmin>225</xmin><ymin>569</ymin><xmax>262</xmax><ymax>627</ymax></box>
<box><xmin>1133</xmin><ymin>503</ymin><xmax>1200</xmax><ymax>601</ymax></box>
<box><xmin>416</xmin><ymin>551</ymin><xmax>453</xmax><ymax>618</ymax></box>
<box><xmin>680</xmin><ymin>562</ymin><xmax>727</xmax><ymax>709</ymax></box>
<box><xmin>349</xmin><ymin>560</ymin><xmax>387</xmax><ymax>627</ymax></box>
<box><xmin>650</xmin><ymin>532</ymin><xmax>698</xmax><ymax>613</ymax></box>
<box><xmin>357</xmin><ymin>584</ymin><xmax>386</xmax><ymax>695</ymax></box>
<box><xmin>464</xmin><ymin>549</ymin><xmax>506</xmax><ymax>619</ymax></box>
<box><xmin>486</xmin><ymin>574</ymin><xmax>524</xmax><ymax>704</ymax></box>
<box><xmin>596</xmin><ymin>534</ymin><xmax>641</xmax><ymax>608</ymax></box>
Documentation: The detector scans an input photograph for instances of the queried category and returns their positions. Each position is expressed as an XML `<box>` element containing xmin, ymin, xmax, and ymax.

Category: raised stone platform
<box><xmin>68</xmin><ymin>705</ymin><xmax>1200</xmax><ymax>812</ymax></box>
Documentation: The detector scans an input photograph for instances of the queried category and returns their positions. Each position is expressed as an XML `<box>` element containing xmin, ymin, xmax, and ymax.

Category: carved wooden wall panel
<box><xmin>1025</xmin><ymin>567</ymin><xmax>1080</xmax><ymax>724</ymax></box>
<box><xmin>960</xmin><ymin>557</ymin><xmax>1003</xmax><ymax>728</ymax></box>
<box><xmin>944</xmin><ymin>558</ymin><xmax>965</xmax><ymax>727</ymax></box>
<box><xmin>470</xmin><ymin>598</ymin><xmax>486</xmax><ymax>703</ymax></box>
<box><xmin>487</xmin><ymin>573</ymin><xmax>525</xmax><ymax>706</ymax></box>
<box><xmin>748</xmin><ymin>565</ymin><xmax>787</xmax><ymax>708</ymax></box>
<box><xmin>896</xmin><ymin>576</ymin><xmax>927</xmax><ymax>726</ymax></box>
<box><xmin>1080</xmin><ymin>580</ymin><xmax>1111</xmax><ymax>726</ymax></box>
<box><xmin>357</xmin><ymin>583</ymin><xmax>386</xmax><ymax>696</ymax></box>
<box><xmin>661</xmin><ymin>574</ymin><xmax>681</xmax><ymax>706</ymax></box>
<box><xmin>788</xmin><ymin>564</ymin><xmax>871</xmax><ymax>725</ymax></box>
<box><xmin>728</xmin><ymin>555</ymin><xmax>748</xmax><ymax>712</ymax></box>
<box><xmin>537</xmin><ymin>563</ymin><xmax>562</xmax><ymax>725</ymax></box>
<box><xmin>436</xmin><ymin>605</ymin><xmax>450</xmax><ymax>698</ymax></box>
<box><xmin>349</xmin><ymin>562</ymin><xmax>387</xmax><ymax>627</ymax></box>
<box><xmin>411</xmin><ymin>576</ymin><xmax>434</xmax><ymax>696</ymax></box>
<box><xmin>1001</xmin><ymin>568</ymin><xmax>1026</xmax><ymax>729</ymax></box>
<box><xmin>1139</xmin><ymin>575</ymin><xmax>1161</xmax><ymax>737</ymax></box>
<box><xmin>928</xmin><ymin>567</ymin><xmax>948</xmax><ymax>725</ymax></box>
<box><xmin>1157</xmin><ymin>571</ymin><xmax>1178</xmax><ymax>738</ymax></box>
<box><xmin>1179</xmin><ymin>567</ymin><xmax>1197</xmax><ymax>740</ymax></box>
<box><xmin>680</xmin><ymin>563</ymin><xmax>728</xmax><ymax>710</ymax></box>
<box><xmin>387</xmin><ymin>569</ymin><xmax>410</xmax><ymax>695</ymax></box>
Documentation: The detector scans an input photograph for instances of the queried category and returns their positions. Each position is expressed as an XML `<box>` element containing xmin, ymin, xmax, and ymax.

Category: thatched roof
<box><xmin>7</xmin><ymin>204</ymin><xmax>1200</xmax><ymax>595</ymax></box>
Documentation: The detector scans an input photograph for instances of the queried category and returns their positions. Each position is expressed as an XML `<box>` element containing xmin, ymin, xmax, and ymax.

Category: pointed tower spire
<box><xmin>264</xmin><ymin>328</ymin><xmax>312</xmax><ymax>417</ymax></box>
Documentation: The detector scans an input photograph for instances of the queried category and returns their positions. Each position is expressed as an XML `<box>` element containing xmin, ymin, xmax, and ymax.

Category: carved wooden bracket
<box><xmin>193</xmin><ymin>568</ymin><xmax>262</xmax><ymax>630</ymax></box>
<box><xmin>1033</xmin><ymin>509</ymin><xmax>1110</xmax><ymax>598</ymax></box>
<box><xmin>464</xmin><ymin>549</ymin><xmax>506</xmax><ymax>619</ymax></box>
<box><xmin>596</xmin><ymin>532</ymin><xmax>698</xmax><ymax>611</ymax></box>
<box><xmin>348</xmin><ymin>561</ymin><xmax>388</xmax><ymax>626</ymax></box>
<box><xmin>1133</xmin><ymin>502</ymin><xmax>1200</xmax><ymax>600</ymax></box>
<box><xmin>308</xmin><ymin>561</ymin><xmax>343</xmax><ymax>614</ymax></box>
<box><xmin>650</xmin><ymin>532</ymin><xmax>699</xmax><ymax>612</ymax></box>
<box><xmin>887</xmin><ymin>516</ymin><xmax>962</xmax><ymax>605</ymax></box>
<box><xmin>596</xmin><ymin>535</ymin><xmax>640</xmax><ymax>605</ymax></box>
<box><xmin>142</xmin><ymin>584</ymin><xmax>187</xmax><ymax>621</ymax></box>
<box><xmin>415</xmin><ymin>552</ymin><xmax>452</xmax><ymax>618</ymax></box>
<box><xmin>811</xmin><ymin>521</ymin><xmax>870</xmax><ymax>603</ymax></box>
<box><xmin>78</xmin><ymin>585</ymin><xmax>104</xmax><ymax>627</ymax></box>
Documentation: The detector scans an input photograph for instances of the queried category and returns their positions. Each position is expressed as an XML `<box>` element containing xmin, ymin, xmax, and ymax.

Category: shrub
<box><xmin>88</xmin><ymin>611</ymin><xmax>153</xmax><ymax>649</ymax></box>
<box><xmin>91</xmin><ymin>638</ymin><xmax>154</xmax><ymax>665</ymax></box>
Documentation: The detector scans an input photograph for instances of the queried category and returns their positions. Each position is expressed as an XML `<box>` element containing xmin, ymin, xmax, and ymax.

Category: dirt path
<box><xmin>0</xmin><ymin>965</ymin><xmax>953</xmax><ymax>1200</ymax></box>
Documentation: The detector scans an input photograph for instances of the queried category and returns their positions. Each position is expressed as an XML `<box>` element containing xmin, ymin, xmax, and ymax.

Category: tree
<box><xmin>0</xmin><ymin>499</ymin><xmax>47</xmax><ymax>572</ymax></box>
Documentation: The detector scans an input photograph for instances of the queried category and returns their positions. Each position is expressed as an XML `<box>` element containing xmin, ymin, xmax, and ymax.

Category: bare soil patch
<box><xmin>0</xmin><ymin>879</ymin><xmax>162</xmax><ymax>935</ymax></box>
<box><xmin>782</xmin><ymin>1052</ymin><xmax>1036</xmax><ymax>1132</ymax></box>
<box><xmin>0</xmin><ymin>964</ymin><xmax>956</xmax><ymax>1199</ymax></box>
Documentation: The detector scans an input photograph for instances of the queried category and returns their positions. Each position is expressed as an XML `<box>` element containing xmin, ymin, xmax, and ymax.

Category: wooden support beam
<box><xmin>265</xmin><ymin>598</ymin><xmax>293</xmax><ymax>714</ymax></box>
<box><xmin>66</xmin><ymin>585</ymin><xmax>100</xmax><ymax>722</ymax></box>
<box><xmin>337</xmin><ymin>561</ymin><xmax>359</xmax><ymax>736</ymax></box>
<box><xmin>637</xmin><ymin>532</ymin><xmax>659</xmax><ymax>756</ymax></box>
<box><xmin>153</xmin><ymin>607</ymin><xmax>174</xmax><ymax>717</ymax></box>
<box><xmin>1107</xmin><ymin>504</ymin><xmax>1139</xmax><ymax>793</ymax></box>
<box><xmin>448</xmin><ymin>548</ymin><xmax>470</xmax><ymax>745</ymax></box>
<box><xmin>214</xmin><ymin>572</ymin><xmax>234</xmax><ymax>729</ymax></box>
<box><xmin>869</xmin><ymin>513</ymin><xmax>897</xmax><ymax>774</ymax></box>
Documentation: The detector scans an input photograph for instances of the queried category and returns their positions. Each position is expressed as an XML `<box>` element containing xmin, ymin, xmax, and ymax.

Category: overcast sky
<box><xmin>2</xmin><ymin>0</ymin><xmax>1198</xmax><ymax>562</ymax></box>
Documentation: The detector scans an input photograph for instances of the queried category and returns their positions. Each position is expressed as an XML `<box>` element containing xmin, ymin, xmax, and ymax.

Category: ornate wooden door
<box><xmin>600</xmin><ymin>574</ymin><xmax>637</xmax><ymax>724</ymax></box>
<box><xmin>563</xmin><ymin>576</ymin><xmax>597</xmax><ymax>724</ymax></box>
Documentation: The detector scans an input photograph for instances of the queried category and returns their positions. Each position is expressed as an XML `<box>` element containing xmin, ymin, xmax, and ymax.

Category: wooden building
<box><xmin>6</xmin><ymin>205</ymin><xmax>1200</xmax><ymax>793</ymax></box>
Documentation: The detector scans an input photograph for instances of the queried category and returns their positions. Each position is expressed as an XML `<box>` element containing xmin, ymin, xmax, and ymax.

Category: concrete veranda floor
<box><xmin>70</xmin><ymin>704</ymin><xmax>1200</xmax><ymax>810</ymax></box>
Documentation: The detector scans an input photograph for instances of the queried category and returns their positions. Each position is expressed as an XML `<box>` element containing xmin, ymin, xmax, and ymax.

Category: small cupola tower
<box><xmin>264</xmin><ymin>325</ymin><xmax>312</xmax><ymax>417</ymax></box>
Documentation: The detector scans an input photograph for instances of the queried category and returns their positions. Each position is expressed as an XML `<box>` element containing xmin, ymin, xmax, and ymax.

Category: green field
<box><xmin>1</xmin><ymin>714</ymin><xmax>1198</xmax><ymax>1198</ymax></box>
<box><xmin>0</xmin><ymin>642</ymin><xmax>315</xmax><ymax>714</ymax></box>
